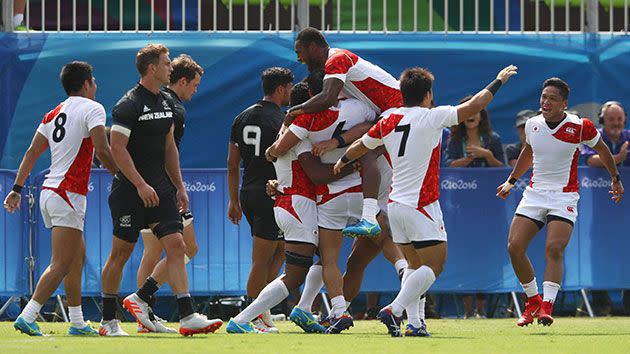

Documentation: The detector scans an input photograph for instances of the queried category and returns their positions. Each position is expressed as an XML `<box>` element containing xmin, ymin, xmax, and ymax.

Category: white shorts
<box><xmin>39</xmin><ymin>188</ymin><xmax>87</xmax><ymax>231</ymax></box>
<box><xmin>273</xmin><ymin>195</ymin><xmax>319</xmax><ymax>246</ymax></box>
<box><xmin>317</xmin><ymin>191</ymin><xmax>362</xmax><ymax>230</ymax></box>
<box><xmin>377</xmin><ymin>155</ymin><xmax>393</xmax><ymax>213</ymax></box>
<box><xmin>388</xmin><ymin>200</ymin><xmax>447</xmax><ymax>244</ymax></box>
<box><xmin>515</xmin><ymin>187</ymin><xmax>579</xmax><ymax>225</ymax></box>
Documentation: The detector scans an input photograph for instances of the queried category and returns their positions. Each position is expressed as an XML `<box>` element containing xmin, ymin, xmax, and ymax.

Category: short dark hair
<box><xmin>399</xmin><ymin>67</ymin><xmax>434</xmax><ymax>106</ymax></box>
<box><xmin>296</xmin><ymin>27</ymin><xmax>328</xmax><ymax>47</ymax></box>
<box><xmin>170</xmin><ymin>54</ymin><xmax>204</xmax><ymax>85</ymax></box>
<box><xmin>261</xmin><ymin>67</ymin><xmax>294</xmax><ymax>95</ymax></box>
<box><xmin>136</xmin><ymin>44</ymin><xmax>169</xmax><ymax>76</ymax></box>
<box><xmin>290</xmin><ymin>82</ymin><xmax>311</xmax><ymax>107</ymax></box>
<box><xmin>60</xmin><ymin>61</ymin><xmax>93</xmax><ymax>95</ymax></box>
<box><xmin>306</xmin><ymin>70</ymin><xmax>325</xmax><ymax>96</ymax></box>
<box><xmin>543</xmin><ymin>77</ymin><xmax>570</xmax><ymax>100</ymax></box>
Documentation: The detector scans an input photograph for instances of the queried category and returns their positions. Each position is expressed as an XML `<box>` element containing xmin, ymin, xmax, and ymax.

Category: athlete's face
<box><xmin>602</xmin><ymin>105</ymin><xmax>626</xmax><ymax>139</ymax></box>
<box><xmin>540</xmin><ymin>86</ymin><xmax>567</xmax><ymax>120</ymax></box>
<box><xmin>180</xmin><ymin>73</ymin><xmax>202</xmax><ymax>101</ymax></box>
<box><xmin>463</xmin><ymin>112</ymin><xmax>481</xmax><ymax>131</ymax></box>
<box><xmin>295</xmin><ymin>40</ymin><xmax>323</xmax><ymax>72</ymax></box>
<box><xmin>154</xmin><ymin>52</ymin><xmax>172</xmax><ymax>85</ymax></box>
<box><xmin>279</xmin><ymin>82</ymin><xmax>293</xmax><ymax>106</ymax></box>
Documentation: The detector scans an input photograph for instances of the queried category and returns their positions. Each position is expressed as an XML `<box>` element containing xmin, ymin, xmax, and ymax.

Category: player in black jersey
<box><xmin>100</xmin><ymin>44</ymin><xmax>221</xmax><ymax>337</ymax></box>
<box><xmin>227</xmin><ymin>67</ymin><xmax>293</xmax><ymax>332</ymax></box>
<box><xmin>134</xmin><ymin>54</ymin><xmax>204</xmax><ymax>333</ymax></box>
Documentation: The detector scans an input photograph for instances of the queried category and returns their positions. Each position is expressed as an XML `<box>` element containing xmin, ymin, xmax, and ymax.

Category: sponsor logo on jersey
<box><xmin>565</xmin><ymin>127</ymin><xmax>576</xmax><ymax>134</ymax></box>
<box><xmin>119</xmin><ymin>215</ymin><xmax>132</xmax><ymax>227</ymax></box>
<box><xmin>143</xmin><ymin>105</ymin><xmax>150</xmax><ymax>112</ymax></box>
<box><xmin>567</xmin><ymin>206</ymin><xmax>575</xmax><ymax>213</ymax></box>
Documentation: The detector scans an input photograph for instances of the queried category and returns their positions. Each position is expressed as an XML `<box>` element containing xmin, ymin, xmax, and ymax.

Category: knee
<box><xmin>185</xmin><ymin>243</ymin><xmax>198</xmax><ymax>259</ymax></box>
<box><xmin>164</xmin><ymin>238</ymin><xmax>186</xmax><ymax>258</ymax></box>
<box><xmin>108</xmin><ymin>246</ymin><xmax>133</xmax><ymax>268</ymax></box>
<box><xmin>50</xmin><ymin>259</ymin><xmax>74</xmax><ymax>276</ymax></box>
<box><xmin>545</xmin><ymin>242</ymin><xmax>565</xmax><ymax>260</ymax></box>
<box><xmin>507</xmin><ymin>241</ymin><xmax>526</xmax><ymax>258</ymax></box>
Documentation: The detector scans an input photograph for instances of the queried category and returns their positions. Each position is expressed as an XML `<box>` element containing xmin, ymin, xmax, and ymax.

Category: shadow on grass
<box><xmin>530</xmin><ymin>333</ymin><xmax>630</xmax><ymax>337</ymax></box>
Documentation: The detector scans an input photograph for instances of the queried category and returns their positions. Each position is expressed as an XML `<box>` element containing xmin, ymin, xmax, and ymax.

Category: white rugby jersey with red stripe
<box><xmin>36</xmin><ymin>96</ymin><xmax>106</xmax><ymax>196</ymax></box>
<box><xmin>324</xmin><ymin>48</ymin><xmax>403</xmax><ymax>115</ymax></box>
<box><xmin>361</xmin><ymin>105</ymin><xmax>458</xmax><ymax>218</ymax></box>
<box><xmin>525</xmin><ymin>113</ymin><xmax>600</xmax><ymax>192</ymax></box>
<box><xmin>289</xmin><ymin>98</ymin><xmax>374</xmax><ymax>195</ymax></box>
<box><xmin>273</xmin><ymin>139</ymin><xmax>316</xmax><ymax>200</ymax></box>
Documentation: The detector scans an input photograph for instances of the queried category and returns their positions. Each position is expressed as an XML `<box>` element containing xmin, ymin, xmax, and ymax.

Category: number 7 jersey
<box><xmin>36</xmin><ymin>96</ymin><xmax>106</xmax><ymax>195</ymax></box>
<box><xmin>362</xmin><ymin>105</ymin><xmax>458</xmax><ymax>211</ymax></box>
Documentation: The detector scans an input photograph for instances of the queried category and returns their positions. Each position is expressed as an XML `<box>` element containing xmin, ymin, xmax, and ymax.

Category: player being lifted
<box><xmin>497</xmin><ymin>78</ymin><xmax>624</xmax><ymax>327</ymax></box>
<box><xmin>4</xmin><ymin>61</ymin><xmax>116</xmax><ymax>336</ymax></box>
<box><xmin>288</xmin><ymin>27</ymin><xmax>406</xmax><ymax>238</ymax></box>
<box><xmin>334</xmin><ymin>65</ymin><xmax>518</xmax><ymax>337</ymax></box>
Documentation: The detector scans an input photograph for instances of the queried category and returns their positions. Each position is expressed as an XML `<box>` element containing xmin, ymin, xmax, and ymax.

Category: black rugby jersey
<box><xmin>230</xmin><ymin>100</ymin><xmax>284</xmax><ymax>191</ymax></box>
<box><xmin>111</xmin><ymin>83</ymin><xmax>175</xmax><ymax>192</ymax></box>
<box><xmin>161</xmin><ymin>87</ymin><xmax>186</xmax><ymax>148</ymax></box>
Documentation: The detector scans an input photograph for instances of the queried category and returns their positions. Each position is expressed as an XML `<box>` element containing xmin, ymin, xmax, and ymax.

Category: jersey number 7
<box><xmin>394</xmin><ymin>124</ymin><xmax>410</xmax><ymax>157</ymax></box>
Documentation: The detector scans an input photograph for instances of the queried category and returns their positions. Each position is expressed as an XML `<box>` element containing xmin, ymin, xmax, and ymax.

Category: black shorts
<box><xmin>109</xmin><ymin>178</ymin><xmax>183</xmax><ymax>243</ymax></box>
<box><xmin>240</xmin><ymin>189</ymin><xmax>282</xmax><ymax>241</ymax></box>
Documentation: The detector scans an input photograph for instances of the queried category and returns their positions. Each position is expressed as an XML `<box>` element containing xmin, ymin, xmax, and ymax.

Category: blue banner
<box><xmin>0</xmin><ymin>170</ymin><xmax>29</xmax><ymax>296</ymax></box>
<box><xmin>18</xmin><ymin>167</ymin><xmax>629</xmax><ymax>296</ymax></box>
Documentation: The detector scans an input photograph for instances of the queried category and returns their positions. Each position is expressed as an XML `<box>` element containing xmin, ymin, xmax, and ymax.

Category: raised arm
<box><xmin>287</xmin><ymin>78</ymin><xmax>344</xmax><ymax>117</ymax></box>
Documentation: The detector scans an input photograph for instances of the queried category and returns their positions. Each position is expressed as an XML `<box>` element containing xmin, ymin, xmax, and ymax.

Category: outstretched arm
<box><xmin>287</xmin><ymin>78</ymin><xmax>344</xmax><ymax>118</ymax></box>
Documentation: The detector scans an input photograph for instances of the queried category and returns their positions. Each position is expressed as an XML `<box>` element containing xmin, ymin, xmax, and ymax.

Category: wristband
<box><xmin>334</xmin><ymin>135</ymin><xmax>347</xmax><ymax>148</ymax></box>
<box><xmin>485</xmin><ymin>79</ymin><xmax>502</xmax><ymax>96</ymax></box>
<box><xmin>12</xmin><ymin>184</ymin><xmax>23</xmax><ymax>193</ymax></box>
<box><xmin>341</xmin><ymin>155</ymin><xmax>351</xmax><ymax>163</ymax></box>
<box><xmin>613</xmin><ymin>174</ymin><xmax>621</xmax><ymax>183</ymax></box>
<box><xmin>508</xmin><ymin>177</ymin><xmax>517</xmax><ymax>185</ymax></box>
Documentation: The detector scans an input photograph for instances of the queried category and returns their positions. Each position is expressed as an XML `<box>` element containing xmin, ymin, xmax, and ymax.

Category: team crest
<box><xmin>533</xmin><ymin>126</ymin><xmax>540</xmax><ymax>132</ymax></box>
<box><xmin>567</xmin><ymin>206</ymin><xmax>575</xmax><ymax>213</ymax></box>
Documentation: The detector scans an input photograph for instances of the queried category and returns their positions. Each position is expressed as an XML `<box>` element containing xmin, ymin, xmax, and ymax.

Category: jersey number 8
<box><xmin>243</xmin><ymin>125</ymin><xmax>262</xmax><ymax>156</ymax></box>
<box><xmin>52</xmin><ymin>113</ymin><xmax>67</xmax><ymax>143</ymax></box>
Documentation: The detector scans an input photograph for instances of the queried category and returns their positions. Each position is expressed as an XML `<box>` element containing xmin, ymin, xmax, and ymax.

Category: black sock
<box><xmin>102</xmin><ymin>294</ymin><xmax>118</xmax><ymax>321</ymax></box>
<box><xmin>177</xmin><ymin>295</ymin><xmax>194</xmax><ymax>319</ymax></box>
<box><xmin>137</xmin><ymin>277</ymin><xmax>159</xmax><ymax>304</ymax></box>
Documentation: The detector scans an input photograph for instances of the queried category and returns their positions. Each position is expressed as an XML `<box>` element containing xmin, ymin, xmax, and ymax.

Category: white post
<box><xmin>297</xmin><ymin>0</ymin><xmax>308</xmax><ymax>30</ymax></box>
<box><xmin>585</xmin><ymin>0</ymin><xmax>598</xmax><ymax>32</ymax></box>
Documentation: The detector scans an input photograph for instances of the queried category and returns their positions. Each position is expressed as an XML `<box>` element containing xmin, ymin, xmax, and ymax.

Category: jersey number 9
<box><xmin>243</xmin><ymin>125</ymin><xmax>262</xmax><ymax>156</ymax></box>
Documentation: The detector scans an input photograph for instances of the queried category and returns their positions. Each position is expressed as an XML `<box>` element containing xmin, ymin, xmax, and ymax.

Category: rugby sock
<box><xmin>402</xmin><ymin>269</ymin><xmax>421</xmax><ymax>327</ymax></box>
<box><xmin>101</xmin><ymin>293</ymin><xmax>118</xmax><ymax>321</ymax></box>
<box><xmin>345</xmin><ymin>301</ymin><xmax>352</xmax><ymax>310</ymax></box>
<box><xmin>521</xmin><ymin>278</ymin><xmax>539</xmax><ymax>298</ymax></box>
<box><xmin>296</xmin><ymin>265</ymin><xmax>323</xmax><ymax>312</ymax></box>
<box><xmin>330</xmin><ymin>295</ymin><xmax>347</xmax><ymax>318</ymax></box>
<box><xmin>362</xmin><ymin>198</ymin><xmax>379</xmax><ymax>224</ymax></box>
<box><xmin>418</xmin><ymin>295</ymin><xmax>426</xmax><ymax>320</ymax></box>
<box><xmin>69</xmin><ymin>306</ymin><xmax>86</xmax><ymax>328</ymax></box>
<box><xmin>13</xmin><ymin>14</ymin><xmax>24</xmax><ymax>29</ymax></box>
<box><xmin>261</xmin><ymin>309</ymin><xmax>274</xmax><ymax>326</ymax></box>
<box><xmin>234</xmin><ymin>278</ymin><xmax>288</xmax><ymax>324</ymax></box>
<box><xmin>394</xmin><ymin>259</ymin><xmax>408</xmax><ymax>280</ymax></box>
<box><xmin>136</xmin><ymin>276</ymin><xmax>160</xmax><ymax>304</ymax></box>
<box><xmin>542</xmin><ymin>281</ymin><xmax>561</xmax><ymax>304</ymax></box>
<box><xmin>390</xmin><ymin>266</ymin><xmax>436</xmax><ymax>317</ymax></box>
<box><xmin>21</xmin><ymin>299</ymin><xmax>42</xmax><ymax>323</ymax></box>
<box><xmin>176</xmin><ymin>293</ymin><xmax>194</xmax><ymax>320</ymax></box>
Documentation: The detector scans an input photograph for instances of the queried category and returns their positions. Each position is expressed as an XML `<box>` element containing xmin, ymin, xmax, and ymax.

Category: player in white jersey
<box><xmin>3</xmin><ymin>61</ymin><xmax>116</xmax><ymax>336</ymax></box>
<box><xmin>334</xmin><ymin>65</ymin><xmax>518</xmax><ymax>337</ymax></box>
<box><xmin>287</xmin><ymin>27</ymin><xmax>404</xmax><ymax>238</ymax></box>
<box><xmin>496</xmin><ymin>78</ymin><xmax>624</xmax><ymax>327</ymax></box>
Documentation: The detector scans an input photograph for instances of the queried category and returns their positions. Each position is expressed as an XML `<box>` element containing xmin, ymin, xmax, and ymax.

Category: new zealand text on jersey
<box><xmin>138</xmin><ymin>111</ymin><xmax>173</xmax><ymax>121</ymax></box>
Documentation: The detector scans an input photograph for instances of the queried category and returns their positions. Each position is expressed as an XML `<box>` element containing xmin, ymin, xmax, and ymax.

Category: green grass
<box><xmin>2</xmin><ymin>318</ymin><xmax>630</xmax><ymax>354</ymax></box>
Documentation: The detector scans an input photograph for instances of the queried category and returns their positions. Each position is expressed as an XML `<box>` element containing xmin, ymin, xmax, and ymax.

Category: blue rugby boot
<box><xmin>68</xmin><ymin>323</ymin><xmax>99</xmax><ymax>336</ymax></box>
<box><xmin>404</xmin><ymin>320</ymin><xmax>431</xmax><ymax>337</ymax></box>
<box><xmin>376</xmin><ymin>307</ymin><xmax>403</xmax><ymax>337</ymax></box>
<box><xmin>225</xmin><ymin>319</ymin><xmax>263</xmax><ymax>334</ymax></box>
<box><xmin>342</xmin><ymin>219</ymin><xmax>381</xmax><ymax>238</ymax></box>
<box><xmin>324</xmin><ymin>312</ymin><xmax>354</xmax><ymax>334</ymax></box>
<box><xmin>14</xmin><ymin>316</ymin><xmax>43</xmax><ymax>336</ymax></box>
<box><xmin>289</xmin><ymin>307</ymin><xmax>326</xmax><ymax>333</ymax></box>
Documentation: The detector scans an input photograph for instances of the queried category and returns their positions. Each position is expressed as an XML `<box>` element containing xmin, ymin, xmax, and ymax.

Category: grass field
<box><xmin>2</xmin><ymin>318</ymin><xmax>630</xmax><ymax>354</ymax></box>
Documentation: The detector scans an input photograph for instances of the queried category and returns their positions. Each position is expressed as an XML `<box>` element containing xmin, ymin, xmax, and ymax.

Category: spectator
<box><xmin>13</xmin><ymin>0</ymin><xmax>26</xmax><ymax>30</ymax></box>
<box><xmin>444</xmin><ymin>95</ymin><xmax>505</xmax><ymax>167</ymax></box>
<box><xmin>583</xmin><ymin>101</ymin><xmax>630</xmax><ymax>167</ymax></box>
<box><xmin>505</xmin><ymin>109</ymin><xmax>537</xmax><ymax>167</ymax></box>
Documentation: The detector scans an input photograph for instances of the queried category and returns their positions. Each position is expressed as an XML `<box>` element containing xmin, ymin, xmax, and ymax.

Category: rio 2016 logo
<box><xmin>581</xmin><ymin>177</ymin><xmax>610</xmax><ymax>189</ymax></box>
<box><xmin>184</xmin><ymin>181</ymin><xmax>217</xmax><ymax>193</ymax></box>
<box><xmin>440</xmin><ymin>179</ymin><xmax>478</xmax><ymax>190</ymax></box>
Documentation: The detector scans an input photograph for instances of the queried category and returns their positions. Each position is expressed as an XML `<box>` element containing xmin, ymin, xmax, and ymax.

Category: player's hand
<box><xmin>610</xmin><ymin>179</ymin><xmax>624</xmax><ymax>203</ymax></box>
<box><xmin>3</xmin><ymin>191</ymin><xmax>21</xmax><ymax>213</ymax></box>
<box><xmin>496</xmin><ymin>180</ymin><xmax>515</xmax><ymax>200</ymax></box>
<box><xmin>266</xmin><ymin>179</ymin><xmax>279</xmax><ymax>197</ymax></box>
<box><xmin>227</xmin><ymin>199</ymin><xmax>242</xmax><ymax>225</ymax></box>
<box><xmin>312</xmin><ymin>139</ymin><xmax>339</xmax><ymax>157</ymax></box>
<box><xmin>466</xmin><ymin>145</ymin><xmax>491</xmax><ymax>160</ymax></box>
<box><xmin>137</xmin><ymin>183</ymin><xmax>159</xmax><ymax>208</ymax></box>
<box><xmin>333</xmin><ymin>159</ymin><xmax>346</xmax><ymax>175</ymax></box>
<box><xmin>265</xmin><ymin>147</ymin><xmax>277</xmax><ymax>162</ymax></box>
<box><xmin>496</xmin><ymin>65</ymin><xmax>518</xmax><ymax>84</ymax></box>
<box><xmin>176</xmin><ymin>187</ymin><xmax>189</xmax><ymax>213</ymax></box>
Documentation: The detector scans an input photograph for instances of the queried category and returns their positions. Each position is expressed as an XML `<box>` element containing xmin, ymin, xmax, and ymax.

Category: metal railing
<box><xmin>4</xmin><ymin>0</ymin><xmax>629</xmax><ymax>34</ymax></box>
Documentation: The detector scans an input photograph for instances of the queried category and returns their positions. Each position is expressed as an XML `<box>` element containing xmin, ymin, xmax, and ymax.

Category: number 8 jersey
<box><xmin>362</xmin><ymin>105</ymin><xmax>457</xmax><ymax>212</ymax></box>
<box><xmin>37</xmin><ymin>96</ymin><xmax>106</xmax><ymax>195</ymax></box>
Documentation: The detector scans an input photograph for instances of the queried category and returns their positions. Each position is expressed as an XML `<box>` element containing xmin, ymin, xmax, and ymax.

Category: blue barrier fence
<box><xmin>1</xmin><ymin>167</ymin><xmax>629</xmax><ymax>297</ymax></box>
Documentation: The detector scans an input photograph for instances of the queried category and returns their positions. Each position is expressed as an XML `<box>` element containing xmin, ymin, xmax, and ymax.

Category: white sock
<box><xmin>330</xmin><ymin>295</ymin><xmax>347</xmax><ymax>318</ymax></box>
<box><xmin>394</xmin><ymin>259</ymin><xmax>408</xmax><ymax>279</ymax></box>
<box><xmin>345</xmin><ymin>301</ymin><xmax>352</xmax><ymax>310</ymax></box>
<box><xmin>401</xmin><ymin>269</ymin><xmax>420</xmax><ymax>327</ymax></box>
<box><xmin>261</xmin><ymin>309</ymin><xmax>274</xmax><ymax>326</ymax></box>
<box><xmin>390</xmin><ymin>266</ymin><xmax>436</xmax><ymax>317</ymax></box>
<box><xmin>234</xmin><ymin>278</ymin><xmax>289</xmax><ymax>324</ymax></box>
<box><xmin>361</xmin><ymin>198</ymin><xmax>379</xmax><ymax>224</ymax></box>
<box><xmin>13</xmin><ymin>14</ymin><xmax>24</xmax><ymax>29</ymax></box>
<box><xmin>21</xmin><ymin>299</ymin><xmax>43</xmax><ymax>323</ymax></box>
<box><xmin>521</xmin><ymin>278</ymin><xmax>539</xmax><ymax>298</ymax></box>
<box><xmin>418</xmin><ymin>295</ymin><xmax>426</xmax><ymax>320</ymax></box>
<box><xmin>296</xmin><ymin>265</ymin><xmax>323</xmax><ymax>312</ymax></box>
<box><xmin>542</xmin><ymin>281</ymin><xmax>560</xmax><ymax>304</ymax></box>
<box><xmin>68</xmin><ymin>306</ymin><xmax>86</xmax><ymax>328</ymax></box>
